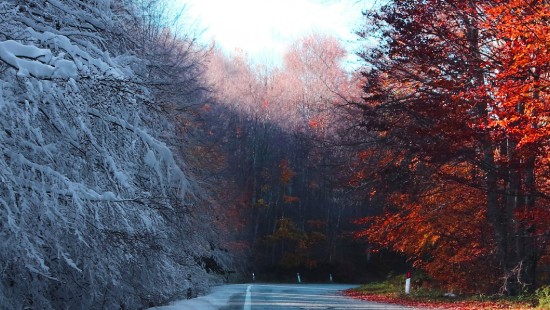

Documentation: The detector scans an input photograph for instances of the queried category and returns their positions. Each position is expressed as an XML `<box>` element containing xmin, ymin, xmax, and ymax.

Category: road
<box><xmin>219</xmin><ymin>283</ymin><xmax>419</xmax><ymax>310</ymax></box>
<box><xmin>152</xmin><ymin>283</ymin><xmax>422</xmax><ymax>309</ymax></box>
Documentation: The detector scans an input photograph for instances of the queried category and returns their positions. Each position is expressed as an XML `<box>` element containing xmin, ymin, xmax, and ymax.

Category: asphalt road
<box><xmin>220</xmin><ymin>283</ymin><xmax>419</xmax><ymax>310</ymax></box>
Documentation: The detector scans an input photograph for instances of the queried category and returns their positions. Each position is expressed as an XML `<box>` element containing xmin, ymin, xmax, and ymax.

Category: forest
<box><xmin>0</xmin><ymin>0</ymin><xmax>548</xmax><ymax>309</ymax></box>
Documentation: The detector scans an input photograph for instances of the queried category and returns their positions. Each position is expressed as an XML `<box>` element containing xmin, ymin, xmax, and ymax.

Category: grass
<box><xmin>345</xmin><ymin>274</ymin><xmax>540</xmax><ymax>309</ymax></box>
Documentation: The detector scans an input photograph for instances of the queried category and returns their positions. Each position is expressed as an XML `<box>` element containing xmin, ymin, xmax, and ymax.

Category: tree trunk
<box><xmin>519</xmin><ymin>155</ymin><xmax>538</xmax><ymax>292</ymax></box>
<box><xmin>465</xmin><ymin>1</ymin><xmax>538</xmax><ymax>294</ymax></box>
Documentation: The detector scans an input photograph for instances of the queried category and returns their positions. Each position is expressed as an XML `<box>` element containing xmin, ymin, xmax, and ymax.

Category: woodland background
<box><xmin>0</xmin><ymin>0</ymin><xmax>548</xmax><ymax>309</ymax></box>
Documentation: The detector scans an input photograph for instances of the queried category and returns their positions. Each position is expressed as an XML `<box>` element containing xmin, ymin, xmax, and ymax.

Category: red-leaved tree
<box><xmin>352</xmin><ymin>0</ymin><xmax>549</xmax><ymax>294</ymax></box>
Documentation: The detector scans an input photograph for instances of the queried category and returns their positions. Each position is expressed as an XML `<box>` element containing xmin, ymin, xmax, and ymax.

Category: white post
<box><xmin>297</xmin><ymin>273</ymin><xmax>301</xmax><ymax>283</ymax></box>
<box><xmin>329</xmin><ymin>273</ymin><xmax>333</xmax><ymax>282</ymax></box>
<box><xmin>252</xmin><ymin>272</ymin><xmax>255</xmax><ymax>282</ymax></box>
<box><xmin>405</xmin><ymin>272</ymin><xmax>411</xmax><ymax>294</ymax></box>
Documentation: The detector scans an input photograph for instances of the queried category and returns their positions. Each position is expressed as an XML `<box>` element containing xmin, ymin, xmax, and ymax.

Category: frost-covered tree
<box><xmin>0</xmin><ymin>1</ymin><xmax>230</xmax><ymax>308</ymax></box>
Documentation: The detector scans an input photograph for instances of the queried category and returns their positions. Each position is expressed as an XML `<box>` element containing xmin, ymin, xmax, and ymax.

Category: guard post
<box><xmin>405</xmin><ymin>271</ymin><xmax>411</xmax><ymax>294</ymax></box>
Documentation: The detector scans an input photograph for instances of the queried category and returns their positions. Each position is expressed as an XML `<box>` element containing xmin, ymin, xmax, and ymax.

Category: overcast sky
<box><xmin>178</xmin><ymin>0</ymin><xmax>370</xmax><ymax>67</ymax></box>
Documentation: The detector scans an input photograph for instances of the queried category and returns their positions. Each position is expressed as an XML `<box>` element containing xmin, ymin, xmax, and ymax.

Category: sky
<box><xmin>177</xmin><ymin>0</ymin><xmax>371</xmax><ymax>67</ymax></box>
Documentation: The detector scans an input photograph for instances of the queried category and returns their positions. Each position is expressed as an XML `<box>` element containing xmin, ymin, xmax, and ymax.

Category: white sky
<box><xmin>178</xmin><ymin>0</ymin><xmax>370</xmax><ymax>67</ymax></box>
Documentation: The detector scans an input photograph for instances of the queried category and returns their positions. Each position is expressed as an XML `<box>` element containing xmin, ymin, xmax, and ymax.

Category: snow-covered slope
<box><xmin>0</xmin><ymin>1</ymin><xmax>229</xmax><ymax>308</ymax></box>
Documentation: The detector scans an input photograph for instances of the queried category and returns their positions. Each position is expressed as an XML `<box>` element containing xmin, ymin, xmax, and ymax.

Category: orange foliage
<box><xmin>353</xmin><ymin>0</ymin><xmax>550</xmax><ymax>294</ymax></box>
<box><xmin>356</xmin><ymin>163</ymin><xmax>499</xmax><ymax>292</ymax></box>
<box><xmin>279</xmin><ymin>159</ymin><xmax>296</xmax><ymax>185</ymax></box>
<box><xmin>308</xmin><ymin>116</ymin><xmax>327</xmax><ymax>129</ymax></box>
<box><xmin>261</xmin><ymin>218</ymin><xmax>327</xmax><ymax>269</ymax></box>
<box><xmin>344</xmin><ymin>289</ymin><xmax>534</xmax><ymax>309</ymax></box>
<box><xmin>483</xmin><ymin>0</ymin><xmax>550</xmax><ymax>149</ymax></box>
<box><xmin>283</xmin><ymin>195</ymin><xmax>300</xmax><ymax>204</ymax></box>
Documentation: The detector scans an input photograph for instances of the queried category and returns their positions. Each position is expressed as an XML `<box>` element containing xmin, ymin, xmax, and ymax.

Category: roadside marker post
<box><xmin>297</xmin><ymin>273</ymin><xmax>301</xmax><ymax>283</ymax></box>
<box><xmin>329</xmin><ymin>273</ymin><xmax>333</xmax><ymax>282</ymax></box>
<box><xmin>405</xmin><ymin>271</ymin><xmax>411</xmax><ymax>294</ymax></box>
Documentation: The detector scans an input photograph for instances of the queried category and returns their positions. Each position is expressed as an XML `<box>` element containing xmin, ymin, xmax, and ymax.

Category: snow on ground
<box><xmin>150</xmin><ymin>284</ymin><xmax>249</xmax><ymax>310</ymax></box>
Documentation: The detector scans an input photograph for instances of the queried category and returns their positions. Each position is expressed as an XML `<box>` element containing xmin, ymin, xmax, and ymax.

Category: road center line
<box><xmin>243</xmin><ymin>285</ymin><xmax>252</xmax><ymax>310</ymax></box>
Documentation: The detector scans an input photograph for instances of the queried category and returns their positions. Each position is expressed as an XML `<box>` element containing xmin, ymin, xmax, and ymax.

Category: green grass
<box><xmin>355</xmin><ymin>273</ymin><xmax>420</xmax><ymax>297</ymax></box>
<box><xmin>356</xmin><ymin>281</ymin><xmax>399</xmax><ymax>295</ymax></box>
<box><xmin>536</xmin><ymin>286</ymin><xmax>550</xmax><ymax>309</ymax></box>
<box><xmin>353</xmin><ymin>273</ymin><xmax>539</xmax><ymax>308</ymax></box>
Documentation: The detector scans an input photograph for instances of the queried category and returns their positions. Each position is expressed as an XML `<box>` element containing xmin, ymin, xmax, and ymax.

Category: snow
<box><xmin>60</xmin><ymin>251</ymin><xmax>82</xmax><ymax>272</ymax></box>
<box><xmin>0</xmin><ymin>80</ymin><xmax>4</xmax><ymax>111</ymax></box>
<box><xmin>145</xmin><ymin>149</ymin><xmax>158</xmax><ymax>168</ymax></box>
<box><xmin>52</xmin><ymin>58</ymin><xmax>77</xmax><ymax>78</ymax></box>
<box><xmin>100</xmin><ymin>191</ymin><xmax>117</xmax><ymax>201</ymax></box>
<box><xmin>0</xmin><ymin>1</ymin><xmax>227</xmax><ymax>308</ymax></box>
<box><xmin>0</xmin><ymin>40</ymin><xmax>77</xmax><ymax>79</ymax></box>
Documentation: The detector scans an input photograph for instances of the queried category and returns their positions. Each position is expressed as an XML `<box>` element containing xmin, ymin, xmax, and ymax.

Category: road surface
<box><xmin>222</xmin><ymin>283</ymin><xmax>417</xmax><ymax>309</ymax></box>
<box><xmin>153</xmin><ymin>283</ymin><xmax>422</xmax><ymax>309</ymax></box>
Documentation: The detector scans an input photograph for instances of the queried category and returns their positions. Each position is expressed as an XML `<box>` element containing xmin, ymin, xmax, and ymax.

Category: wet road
<box><xmin>220</xmin><ymin>283</ymin><xmax>420</xmax><ymax>310</ymax></box>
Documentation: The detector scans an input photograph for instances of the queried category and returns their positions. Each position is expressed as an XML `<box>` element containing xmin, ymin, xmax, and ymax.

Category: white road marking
<box><xmin>243</xmin><ymin>285</ymin><xmax>252</xmax><ymax>310</ymax></box>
